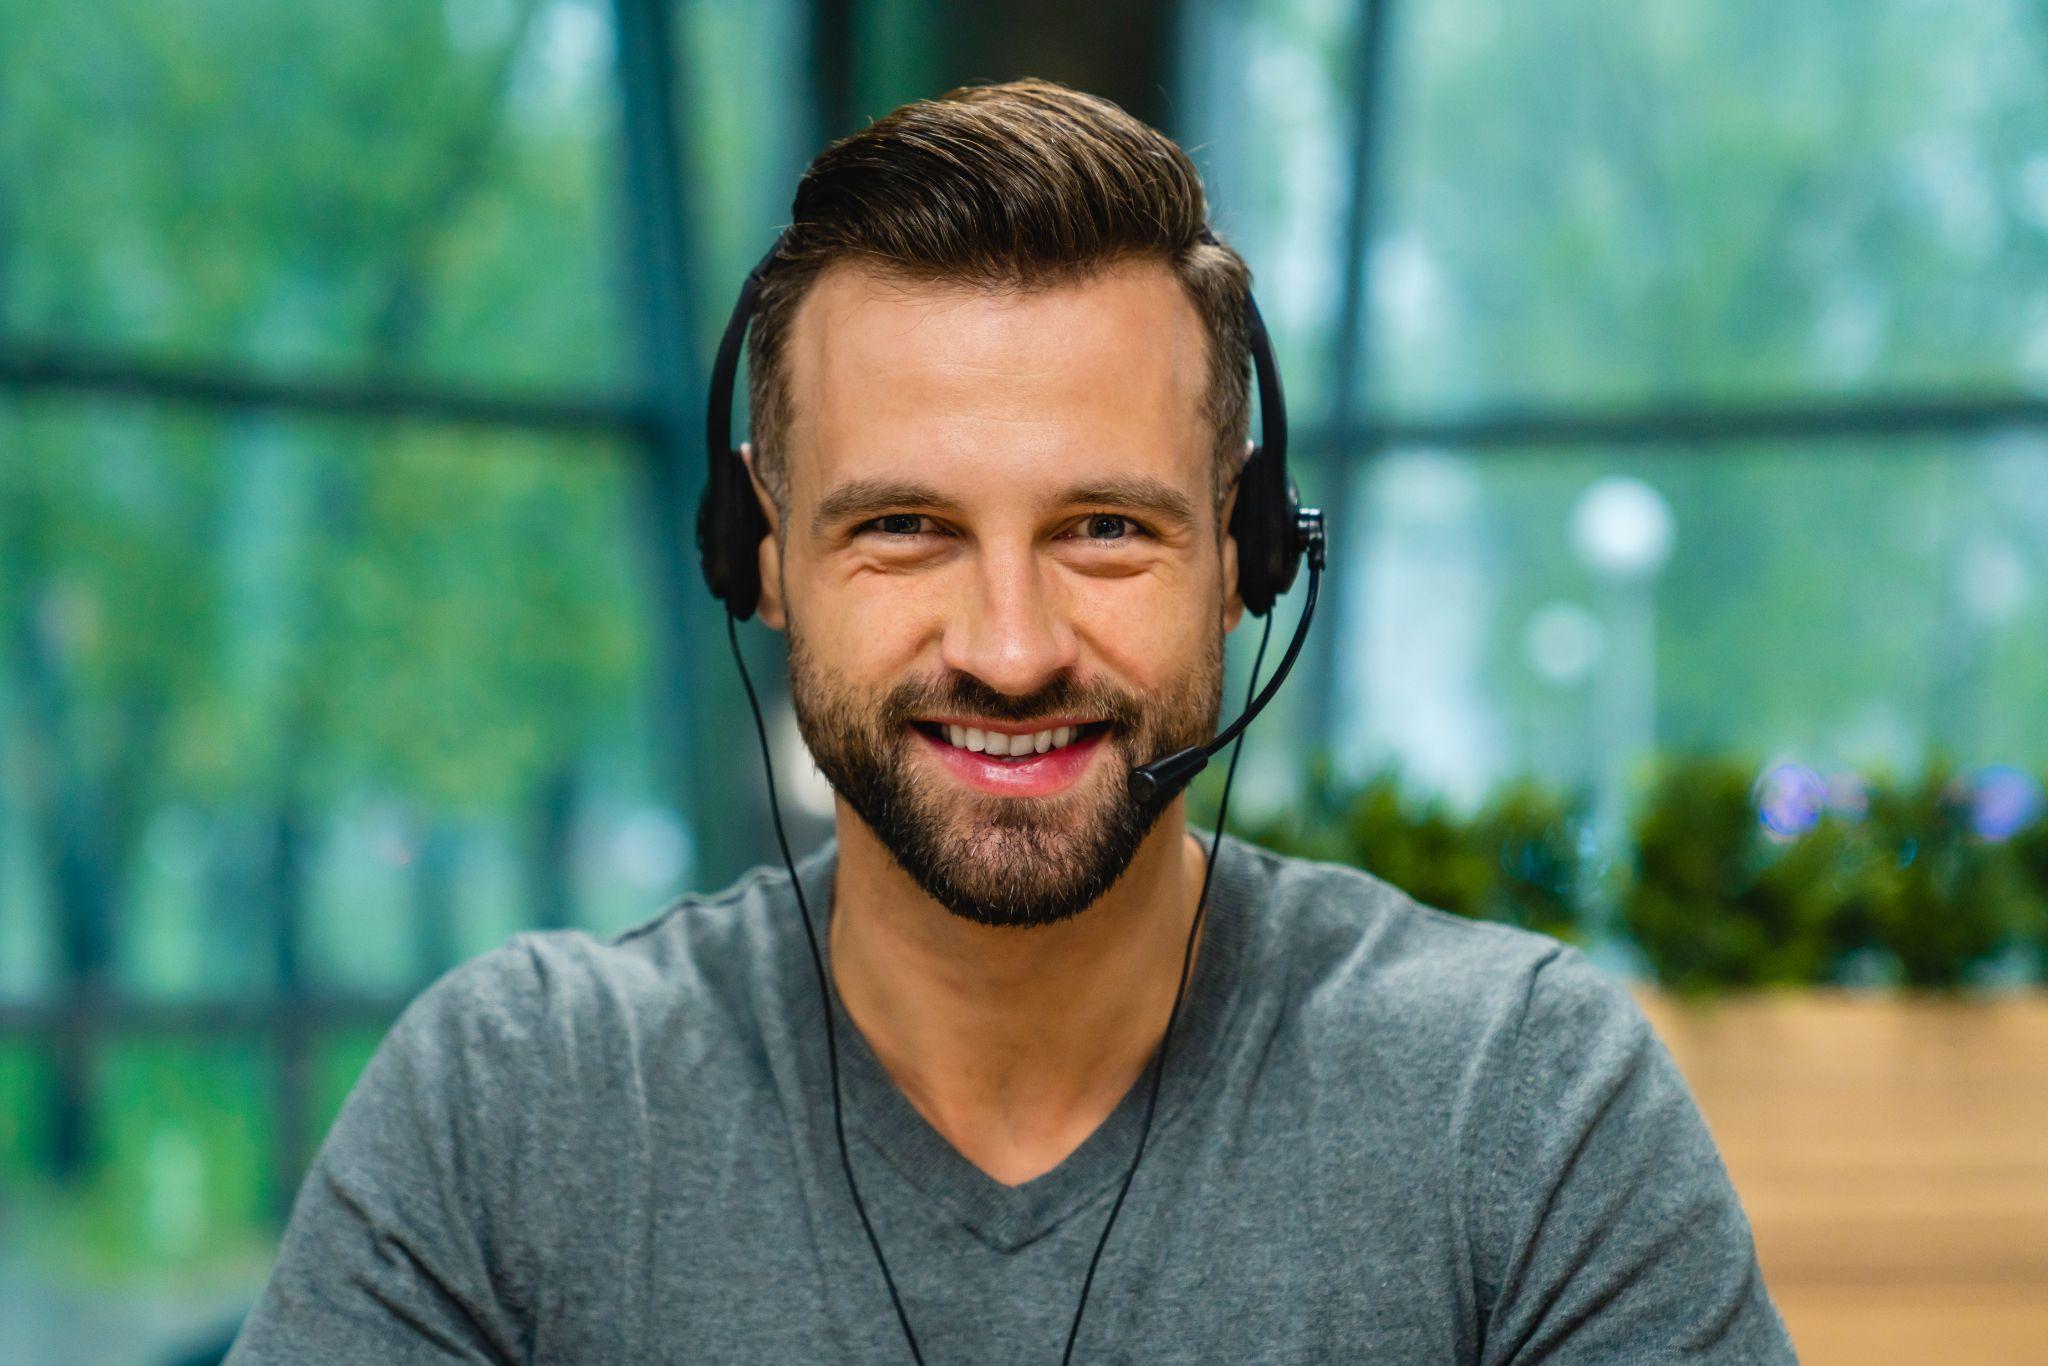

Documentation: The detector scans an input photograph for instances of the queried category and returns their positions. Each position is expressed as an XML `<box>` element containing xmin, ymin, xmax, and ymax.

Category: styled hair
<box><xmin>744</xmin><ymin>77</ymin><xmax>1253</xmax><ymax>534</ymax></box>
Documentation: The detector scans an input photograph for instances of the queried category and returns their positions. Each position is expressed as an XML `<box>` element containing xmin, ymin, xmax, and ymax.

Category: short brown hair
<box><xmin>745</xmin><ymin>78</ymin><xmax>1253</xmax><ymax>535</ymax></box>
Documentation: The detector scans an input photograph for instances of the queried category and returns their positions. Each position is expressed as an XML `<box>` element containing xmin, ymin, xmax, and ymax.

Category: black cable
<box><xmin>729</xmin><ymin>603</ymin><xmax>1278</xmax><ymax>1366</ymax></box>
<box><xmin>726</xmin><ymin>612</ymin><xmax>927</xmax><ymax>1364</ymax></box>
<box><xmin>1059</xmin><ymin>607</ymin><xmax>1274</xmax><ymax>1364</ymax></box>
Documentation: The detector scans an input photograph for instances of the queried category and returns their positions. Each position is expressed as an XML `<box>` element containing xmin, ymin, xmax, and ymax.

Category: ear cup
<box><xmin>1230</xmin><ymin>259</ymin><xmax>1301</xmax><ymax>618</ymax></box>
<box><xmin>696</xmin><ymin>446</ymin><xmax>770</xmax><ymax>620</ymax></box>
<box><xmin>700</xmin><ymin>236</ymin><xmax>787</xmax><ymax>620</ymax></box>
<box><xmin>1229</xmin><ymin>443</ymin><xmax>1298</xmax><ymax>617</ymax></box>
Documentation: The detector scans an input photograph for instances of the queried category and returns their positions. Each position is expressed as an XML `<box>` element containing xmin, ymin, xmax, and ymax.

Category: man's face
<box><xmin>749</xmin><ymin>259</ymin><xmax>1244</xmax><ymax>929</ymax></box>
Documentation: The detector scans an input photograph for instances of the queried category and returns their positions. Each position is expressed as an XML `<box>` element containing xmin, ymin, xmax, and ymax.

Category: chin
<box><xmin>874</xmin><ymin>802</ymin><xmax>1110</xmax><ymax>928</ymax></box>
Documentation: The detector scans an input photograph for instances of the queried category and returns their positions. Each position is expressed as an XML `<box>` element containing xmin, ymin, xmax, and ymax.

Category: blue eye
<box><xmin>863</xmin><ymin>514</ymin><xmax>929</xmax><ymax>537</ymax></box>
<box><xmin>1081</xmin><ymin>514</ymin><xmax>1143</xmax><ymax>540</ymax></box>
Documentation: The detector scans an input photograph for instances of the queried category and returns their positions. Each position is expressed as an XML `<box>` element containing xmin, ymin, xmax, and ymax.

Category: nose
<box><xmin>938</xmin><ymin>538</ymin><xmax>1080</xmax><ymax>699</ymax></box>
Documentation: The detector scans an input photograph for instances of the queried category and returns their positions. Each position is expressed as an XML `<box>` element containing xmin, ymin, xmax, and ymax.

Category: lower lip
<box><xmin>911</xmin><ymin>725</ymin><xmax>1110</xmax><ymax>797</ymax></box>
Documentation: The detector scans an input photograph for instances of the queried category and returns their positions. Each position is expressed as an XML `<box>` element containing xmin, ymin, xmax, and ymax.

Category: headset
<box><xmin>698</xmin><ymin>223</ymin><xmax>1325</xmax><ymax>1364</ymax></box>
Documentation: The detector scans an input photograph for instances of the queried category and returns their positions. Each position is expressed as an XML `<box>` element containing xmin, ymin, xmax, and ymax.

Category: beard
<box><xmin>785</xmin><ymin>614</ymin><xmax>1225</xmax><ymax>930</ymax></box>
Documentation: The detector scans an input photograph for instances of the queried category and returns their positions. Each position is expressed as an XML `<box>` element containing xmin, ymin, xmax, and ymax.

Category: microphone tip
<box><xmin>1129</xmin><ymin>747</ymin><xmax>1210</xmax><ymax>807</ymax></box>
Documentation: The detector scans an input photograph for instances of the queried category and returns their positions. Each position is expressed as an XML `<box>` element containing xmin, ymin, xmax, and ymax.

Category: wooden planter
<box><xmin>1631</xmin><ymin>987</ymin><xmax>2048</xmax><ymax>1366</ymax></box>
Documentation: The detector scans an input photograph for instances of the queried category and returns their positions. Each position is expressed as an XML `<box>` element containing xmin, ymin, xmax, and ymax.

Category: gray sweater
<box><xmin>227</xmin><ymin>832</ymin><xmax>1799</xmax><ymax>1363</ymax></box>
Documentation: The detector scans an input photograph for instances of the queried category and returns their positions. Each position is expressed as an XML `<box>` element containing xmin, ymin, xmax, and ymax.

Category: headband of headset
<box><xmin>697</xmin><ymin>225</ymin><xmax>1305</xmax><ymax>619</ymax></box>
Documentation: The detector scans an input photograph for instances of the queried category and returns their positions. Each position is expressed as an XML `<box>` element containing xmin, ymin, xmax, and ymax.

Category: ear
<box><xmin>739</xmin><ymin>441</ymin><xmax>787</xmax><ymax>631</ymax></box>
<box><xmin>1219</xmin><ymin>439</ymin><xmax>1251</xmax><ymax>633</ymax></box>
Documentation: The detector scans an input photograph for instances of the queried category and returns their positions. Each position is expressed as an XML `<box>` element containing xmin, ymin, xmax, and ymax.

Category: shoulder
<box><xmin>1234</xmin><ymin>836</ymin><xmax>1585</xmax><ymax>1055</ymax></box>
<box><xmin>388</xmin><ymin>859</ymin><xmax>799</xmax><ymax>1085</ymax></box>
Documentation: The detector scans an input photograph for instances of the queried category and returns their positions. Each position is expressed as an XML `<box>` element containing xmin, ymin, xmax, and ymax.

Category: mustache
<box><xmin>878</xmin><ymin>671</ymin><xmax>1145</xmax><ymax>731</ymax></box>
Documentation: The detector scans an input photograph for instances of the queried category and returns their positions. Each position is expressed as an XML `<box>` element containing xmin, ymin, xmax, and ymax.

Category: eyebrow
<box><xmin>811</xmin><ymin>479</ymin><xmax>958</xmax><ymax>538</ymax></box>
<box><xmin>1062</xmin><ymin>479</ymin><xmax>1198</xmax><ymax>530</ymax></box>
<box><xmin>810</xmin><ymin>475</ymin><xmax>1198</xmax><ymax>539</ymax></box>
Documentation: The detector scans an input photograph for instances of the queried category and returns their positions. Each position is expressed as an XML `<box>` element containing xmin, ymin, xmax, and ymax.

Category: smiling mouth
<box><xmin>909</xmin><ymin>719</ymin><xmax>1112</xmax><ymax>761</ymax></box>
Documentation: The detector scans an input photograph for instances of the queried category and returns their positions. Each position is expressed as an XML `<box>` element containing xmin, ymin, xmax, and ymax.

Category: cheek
<box><xmin>807</xmin><ymin>584</ymin><xmax>940</xmax><ymax>683</ymax></box>
<box><xmin>1072</xmin><ymin>581</ymin><xmax>1210</xmax><ymax>685</ymax></box>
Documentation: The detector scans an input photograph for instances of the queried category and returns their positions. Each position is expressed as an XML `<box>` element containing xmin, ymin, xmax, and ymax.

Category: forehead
<box><xmin>778</xmin><ymin>257</ymin><xmax>1213</xmax><ymax>502</ymax></box>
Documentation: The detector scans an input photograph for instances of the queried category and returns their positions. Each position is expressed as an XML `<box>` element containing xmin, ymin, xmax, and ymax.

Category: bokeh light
<box><xmin>1569</xmin><ymin>475</ymin><xmax>1676</xmax><ymax>580</ymax></box>
<box><xmin>1755</xmin><ymin>760</ymin><xmax>1828</xmax><ymax>838</ymax></box>
<box><xmin>1959</xmin><ymin>764</ymin><xmax>2046</xmax><ymax>842</ymax></box>
<box><xmin>1825</xmin><ymin>771</ymin><xmax>1870</xmax><ymax>821</ymax></box>
<box><xmin>1524</xmin><ymin>599</ymin><xmax>1604</xmax><ymax>685</ymax></box>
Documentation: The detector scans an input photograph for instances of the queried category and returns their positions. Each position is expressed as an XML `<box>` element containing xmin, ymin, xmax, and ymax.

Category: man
<box><xmin>228</xmin><ymin>80</ymin><xmax>1798</xmax><ymax>1363</ymax></box>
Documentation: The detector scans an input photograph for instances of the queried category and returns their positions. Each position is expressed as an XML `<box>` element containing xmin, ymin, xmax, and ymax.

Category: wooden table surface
<box><xmin>1631</xmin><ymin>988</ymin><xmax>2048</xmax><ymax>1366</ymax></box>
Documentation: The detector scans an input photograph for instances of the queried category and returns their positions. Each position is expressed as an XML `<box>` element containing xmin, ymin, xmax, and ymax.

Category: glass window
<box><xmin>1331</xmin><ymin>436</ymin><xmax>2048</xmax><ymax>803</ymax></box>
<box><xmin>1374</xmin><ymin>0</ymin><xmax>2048</xmax><ymax>411</ymax></box>
<box><xmin>0</xmin><ymin>398</ymin><xmax>673</xmax><ymax>1008</ymax></box>
<box><xmin>0</xmin><ymin>0</ymin><xmax>625</xmax><ymax>391</ymax></box>
<box><xmin>1182</xmin><ymin>0</ymin><xmax>2048</xmax><ymax>818</ymax></box>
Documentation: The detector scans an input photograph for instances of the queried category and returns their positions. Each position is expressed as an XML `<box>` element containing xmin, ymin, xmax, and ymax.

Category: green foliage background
<box><xmin>4</xmin><ymin>0</ymin><xmax>2048</xmax><ymax>1357</ymax></box>
<box><xmin>1225</xmin><ymin>755</ymin><xmax>2048</xmax><ymax>1001</ymax></box>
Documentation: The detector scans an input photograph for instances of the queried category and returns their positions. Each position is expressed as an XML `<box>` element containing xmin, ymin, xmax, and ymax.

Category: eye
<box><xmin>1071</xmin><ymin>513</ymin><xmax>1149</xmax><ymax>542</ymax></box>
<box><xmin>858</xmin><ymin>513</ymin><xmax>934</xmax><ymax>538</ymax></box>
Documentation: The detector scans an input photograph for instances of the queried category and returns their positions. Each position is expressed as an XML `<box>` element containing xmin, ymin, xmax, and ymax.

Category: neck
<box><xmin>827</xmin><ymin>806</ymin><xmax>1213</xmax><ymax>1186</ymax></box>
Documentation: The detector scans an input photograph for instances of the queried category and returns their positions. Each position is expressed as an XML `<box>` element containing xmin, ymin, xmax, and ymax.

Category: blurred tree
<box><xmin>0</xmin><ymin>0</ymin><xmax>651</xmax><ymax>1190</ymax></box>
<box><xmin>0</xmin><ymin>0</ymin><xmax>620</xmax><ymax>385</ymax></box>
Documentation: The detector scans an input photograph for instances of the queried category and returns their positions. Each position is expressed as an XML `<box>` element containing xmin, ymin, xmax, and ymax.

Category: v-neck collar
<box><xmin>774</xmin><ymin>828</ymin><xmax>1264</xmax><ymax>1253</ymax></box>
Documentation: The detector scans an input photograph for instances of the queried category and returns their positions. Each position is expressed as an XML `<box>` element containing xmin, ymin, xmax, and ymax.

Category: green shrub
<box><xmin>1839</xmin><ymin>761</ymin><xmax>2044</xmax><ymax>990</ymax></box>
<box><xmin>1240</xmin><ymin>759</ymin><xmax>1585</xmax><ymax>945</ymax></box>
<box><xmin>1621</xmin><ymin>757</ymin><xmax>1854</xmax><ymax>997</ymax></box>
<box><xmin>1240</xmin><ymin>756</ymin><xmax>2048</xmax><ymax>995</ymax></box>
<box><xmin>2012</xmin><ymin>812</ymin><xmax>2048</xmax><ymax>959</ymax></box>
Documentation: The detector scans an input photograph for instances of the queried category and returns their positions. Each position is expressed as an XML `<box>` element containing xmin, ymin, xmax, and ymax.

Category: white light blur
<box><xmin>1825</xmin><ymin>771</ymin><xmax>1870</xmax><ymax>821</ymax></box>
<box><xmin>1957</xmin><ymin>535</ymin><xmax>2030</xmax><ymax>625</ymax></box>
<box><xmin>1524</xmin><ymin>600</ymin><xmax>1604</xmax><ymax>685</ymax></box>
<box><xmin>1571</xmin><ymin>476</ymin><xmax>1675</xmax><ymax>580</ymax></box>
<box><xmin>608</xmin><ymin>806</ymin><xmax>691</xmax><ymax>892</ymax></box>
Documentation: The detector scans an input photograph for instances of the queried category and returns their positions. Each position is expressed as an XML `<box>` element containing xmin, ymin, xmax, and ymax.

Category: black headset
<box><xmin>698</xmin><ymin>224</ymin><xmax>1325</xmax><ymax>1364</ymax></box>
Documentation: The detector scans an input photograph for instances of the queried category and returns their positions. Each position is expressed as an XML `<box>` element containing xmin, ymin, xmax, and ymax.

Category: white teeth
<box><xmin>932</xmin><ymin>722</ymin><xmax>1094</xmax><ymax>757</ymax></box>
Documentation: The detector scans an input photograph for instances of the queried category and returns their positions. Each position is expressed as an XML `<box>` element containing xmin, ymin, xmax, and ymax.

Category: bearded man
<box><xmin>228</xmin><ymin>79</ymin><xmax>1798</xmax><ymax>1364</ymax></box>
